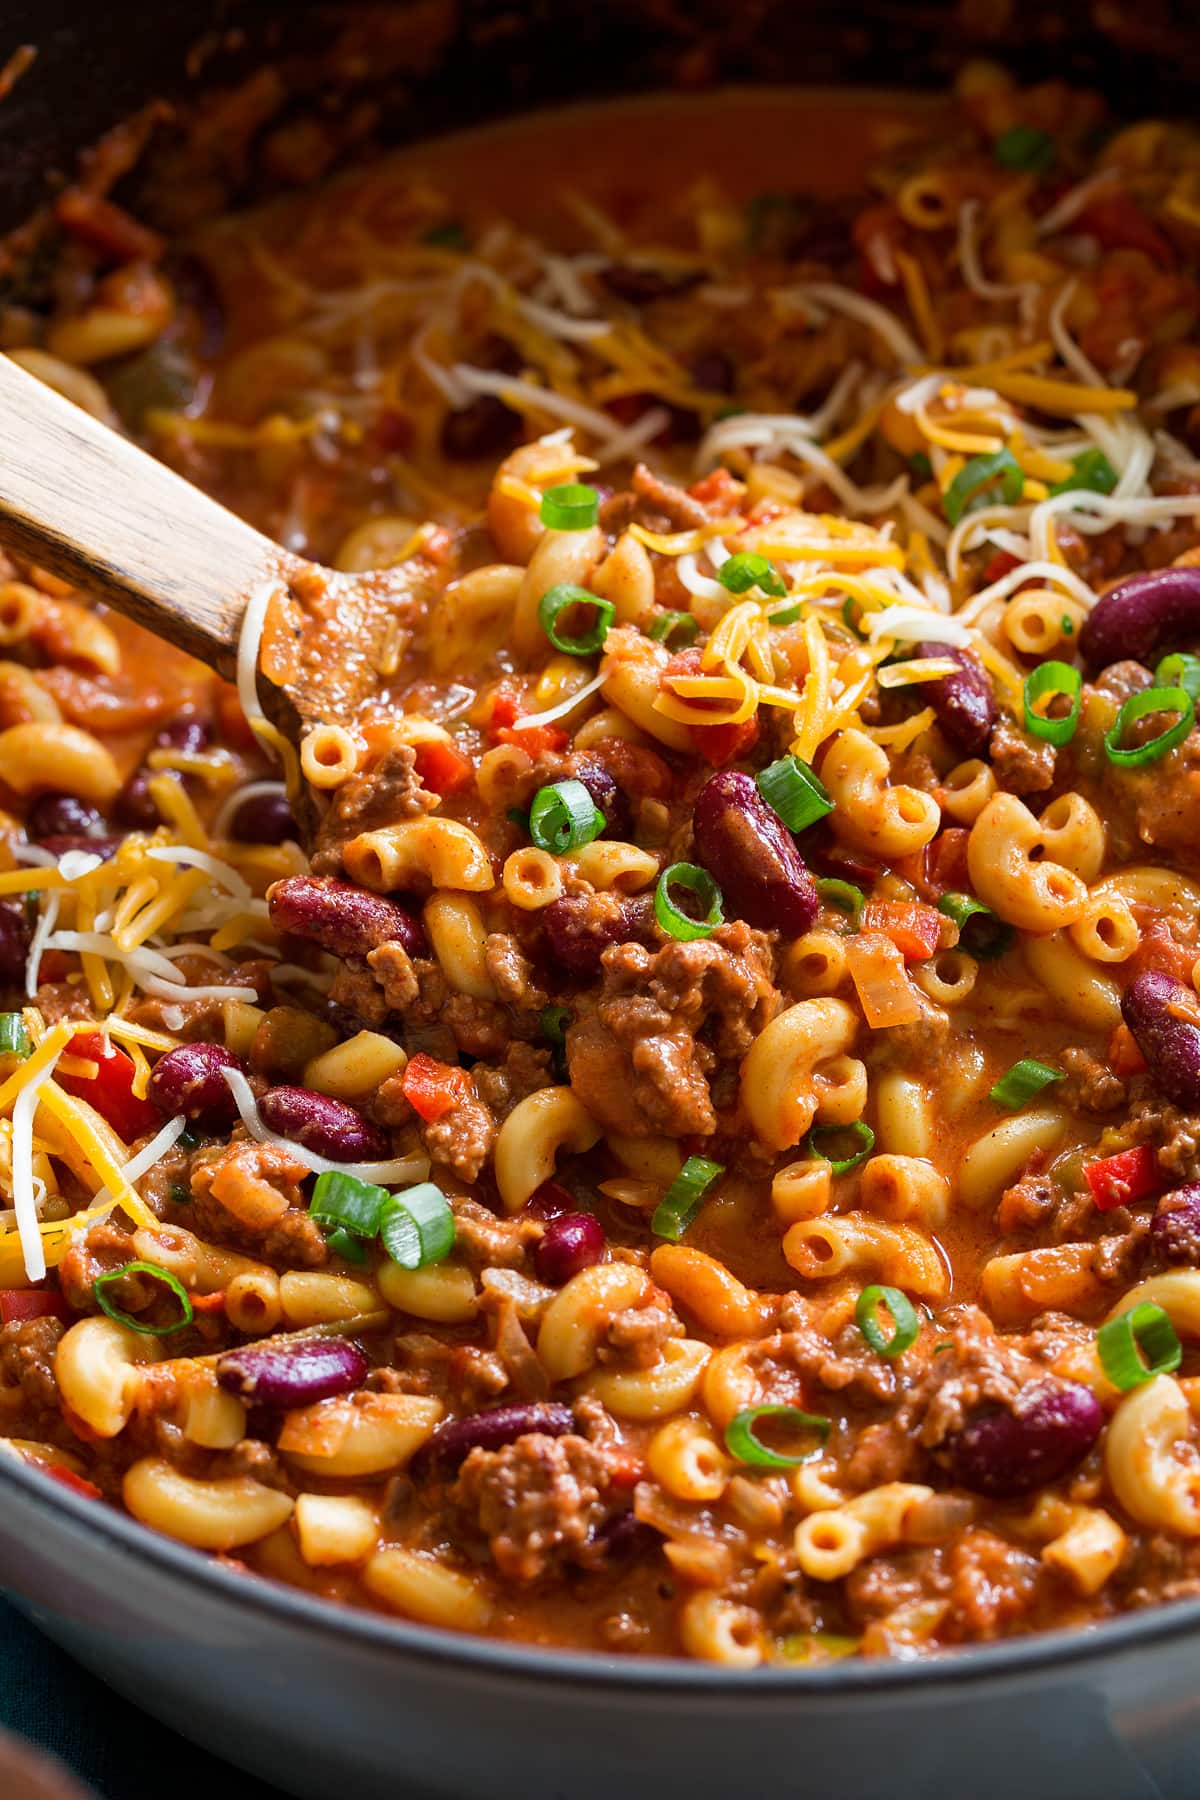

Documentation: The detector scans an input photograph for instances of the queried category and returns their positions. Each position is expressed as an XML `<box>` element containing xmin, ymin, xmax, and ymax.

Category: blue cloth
<box><xmin>0</xmin><ymin>1598</ymin><xmax>285</xmax><ymax>1798</ymax></box>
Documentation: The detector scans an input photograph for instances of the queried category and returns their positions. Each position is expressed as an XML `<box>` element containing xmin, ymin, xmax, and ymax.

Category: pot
<box><xmin>1</xmin><ymin>5</ymin><xmax>1199</xmax><ymax>1796</ymax></box>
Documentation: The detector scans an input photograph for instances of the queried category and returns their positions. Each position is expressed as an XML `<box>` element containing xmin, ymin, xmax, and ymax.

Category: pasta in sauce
<box><xmin>4</xmin><ymin>70</ymin><xmax>1200</xmax><ymax>1664</ymax></box>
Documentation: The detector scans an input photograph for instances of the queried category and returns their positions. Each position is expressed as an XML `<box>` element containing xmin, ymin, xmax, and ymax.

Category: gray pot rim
<box><xmin>3</xmin><ymin>1452</ymin><xmax>1197</xmax><ymax>1694</ymax></box>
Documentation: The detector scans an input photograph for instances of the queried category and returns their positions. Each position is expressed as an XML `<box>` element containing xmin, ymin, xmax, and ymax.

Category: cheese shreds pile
<box><xmin>0</xmin><ymin>810</ymin><xmax>306</xmax><ymax>1284</ymax></box>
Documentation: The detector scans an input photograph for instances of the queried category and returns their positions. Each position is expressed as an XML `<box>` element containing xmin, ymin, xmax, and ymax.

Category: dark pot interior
<box><xmin>0</xmin><ymin>0</ymin><xmax>1197</xmax><ymax>246</ymax></box>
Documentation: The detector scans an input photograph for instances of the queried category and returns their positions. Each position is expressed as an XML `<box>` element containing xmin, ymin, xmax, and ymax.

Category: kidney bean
<box><xmin>689</xmin><ymin>349</ymin><xmax>735</xmax><ymax>395</ymax></box>
<box><xmin>693</xmin><ymin>769</ymin><xmax>818</xmax><ymax>935</ymax></box>
<box><xmin>267</xmin><ymin>875</ymin><xmax>426</xmax><ymax>960</ymax></box>
<box><xmin>216</xmin><ymin>1337</ymin><xmax>368</xmax><ymax>1409</ymax></box>
<box><xmin>523</xmin><ymin>1181</ymin><xmax>576</xmax><ymax>1222</ymax></box>
<box><xmin>440</xmin><ymin>393</ymin><xmax>520</xmax><ymax>462</ymax></box>
<box><xmin>229</xmin><ymin>790</ymin><xmax>296</xmax><ymax>845</ymax></box>
<box><xmin>147</xmin><ymin>1042</ymin><xmax>245</xmax><ymax>1126</ymax></box>
<box><xmin>1079</xmin><ymin>566</ymin><xmax>1200</xmax><ymax>672</ymax></box>
<box><xmin>534</xmin><ymin>1212</ymin><xmax>606</xmax><ymax>1286</ymax></box>
<box><xmin>570</xmin><ymin>758</ymin><xmax>624</xmax><ymax>837</ymax></box>
<box><xmin>25</xmin><ymin>793</ymin><xmax>105</xmax><ymax>841</ymax></box>
<box><xmin>259</xmin><ymin>1085</ymin><xmax>388</xmax><ymax>1162</ymax></box>
<box><xmin>944</xmin><ymin>1379</ymin><xmax>1104</xmax><ymax>1497</ymax></box>
<box><xmin>112</xmin><ymin>770</ymin><xmax>160</xmax><ymax>830</ymax></box>
<box><xmin>422</xmin><ymin>1401</ymin><xmax>575</xmax><ymax>1472</ymax></box>
<box><xmin>37</xmin><ymin>835</ymin><xmax>120</xmax><ymax>861</ymax></box>
<box><xmin>543</xmin><ymin>892</ymin><xmax>639</xmax><ymax>973</ymax></box>
<box><xmin>1152</xmin><ymin>1185</ymin><xmax>1200</xmax><ymax>1264</ymax></box>
<box><xmin>0</xmin><ymin>903</ymin><xmax>30</xmax><ymax>987</ymax></box>
<box><xmin>1122</xmin><ymin>969</ymin><xmax>1200</xmax><ymax>1110</ymax></box>
<box><xmin>156</xmin><ymin>714</ymin><xmax>210</xmax><ymax>754</ymax></box>
<box><xmin>911</xmin><ymin>642</ymin><xmax>996</xmax><ymax>755</ymax></box>
<box><xmin>591</xmin><ymin>1509</ymin><xmax>660</xmax><ymax>1558</ymax></box>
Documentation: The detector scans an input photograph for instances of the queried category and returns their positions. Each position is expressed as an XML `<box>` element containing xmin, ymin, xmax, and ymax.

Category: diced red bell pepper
<box><xmin>488</xmin><ymin>684</ymin><xmax>568</xmax><ymax>756</ymax></box>
<box><xmin>58</xmin><ymin>1031</ymin><xmax>161</xmax><ymax>1141</ymax></box>
<box><xmin>861</xmin><ymin>900</ymin><xmax>943</xmax><ymax>962</ymax></box>
<box><xmin>1084</xmin><ymin>1144</ymin><xmax>1161</xmax><ymax>1212</ymax></box>
<box><xmin>688</xmin><ymin>468</ymin><xmax>742</xmax><ymax>511</ymax></box>
<box><xmin>401</xmin><ymin>1052</ymin><xmax>473</xmax><ymax>1123</ymax></box>
<box><xmin>925</xmin><ymin>828</ymin><xmax>971</xmax><ymax>897</ymax></box>
<box><xmin>413</xmin><ymin>739</ymin><xmax>474</xmax><ymax>797</ymax></box>
<box><xmin>41</xmin><ymin>1461</ymin><xmax>102</xmax><ymax>1501</ymax></box>
<box><xmin>688</xmin><ymin>716</ymin><xmax>759</xmax><ymax>766</ymax></box>
<box><xmin>0</xmin><ymin>1289</ymin><xmax>69</xmax><ymax>1325</ymax></box>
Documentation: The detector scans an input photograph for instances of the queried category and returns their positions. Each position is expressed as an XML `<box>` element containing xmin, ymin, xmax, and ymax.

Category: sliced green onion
<box><xmin>910</xmin><ymin>451</ymin><xmax>932</xmax><ymax>481</ymax></box>
<box><xmin>537</xmin><ymin>583</ymin><xmax>614</xmax><ymax>656</ymax></box>
<box><xmin>725</xmin><ymin>1404</ymin><xmax>830</xmax><ymax>1469</ymax></box>
<box><xmin>380</xmin><ymin>1183</ymin><xmax>456</xmax><ymax>1271</ymax></box>
<box><xmin>310</xmin><ymin>1169</ymin><xmax>387</xmax><ymax>1239</ymax></box>
<box><xmin>943</xmin><ymin>447</ymin><xmax>1024</xmax><ymax>526</ymax></box>
<box><xmin>766</xmin><ymin>602</ymin><xmax>803</xmax><ymax>628</ymax></box>
<box><xmin>1024</xmin><ymin>660</ymin><xmax>1082</xmax><ymax>746</ymax></box>
<box><xmin>1060</xmin><ymin>615</ymin><xmax>1075</xmax><ymax>636</ymax></box>
<box><xmin>0</xmin><ymin>1013</ymin><xmax>31</xmax><ymax>1058</ymax></box>
<box><xmin>756</xmin><ymin>755</ymin><xmax>834</xmax><ymax>833</ymax></box>
<box><xmin>654</xmin><ymin>862</ymin><xmax>723</xmax><ymax>942</ymax></box>
<box><xmin>995</xmin><ymin>124</ymin><xmax>1056</xmax><ymax>172</ymax></box>
<box><xmin>421</xmin><ymin>220</ymin><xmax>468</xmax><ymax>250</ymax></box>
<box><xmin>651</xmin><ymin>1155</ymin><xmax>725</xmax><ymax>1241</ymax></box>
<box><xmin>539</xmin><ymin>482</ymin><xmax>599</xmax><ymax>531</ymax></box>
<box><xmin>938</xmin><ymin>892</ymin><xmax>1014</xmax><ymax>961</ymax></box>
<box><xmin>1096</xmin><ymin>1302</ymin><xmax>1181</xmax><ymax>1391</ymax></box>
<box><xmin>1104</xmin><ymin>685</ymin><xmax>1195</xmax><ymax>767</ymax></box>
<box><xmin>529</xmin><ymin>779</ymin><xmax>605</xmax><ymax>854</ymax></box>
<box><xmin>855</xmin><ymin>1285</ymin><xmax>919</xmax><ymax>1358</ymax></box>
<box><xmin>815</xmin><ymin>877</ymin><xmax>865</xmax><ymax>930</ymax></box>
<box><xmin>804</xmin><ymin>1119</ymin><xmax>875</xmax><ymax>1175</ymax></box>
<box><xmin>540</xmin><ymin>1004</ymin><xmax>571</xmax><ymax>1047</ymax></box>
<box><xmin>325</xmin><ymin>1227</ymin><xmax>368</xmax><ymax>1265</ymax></box>
<box><xmin>506</xmin><ymin>806</ymin><xmax>529</xmax><ymax>832</ymax></box>
<box><xmin>94</xmin><ymin>1260</ymin><xmax>194</xmax><ymax>1336</ymax></box>
<box><xmin>716</xmin><ymin>551</ymin><xmax>787</xmax><ymax>598</ymax></box>
<box><xmin>989</xmin><ymin>1058</ymin><xmax>1063</xmax><ymax>1109</ymax></box>
<box><xmin>647</xmin><ymin>610</ymin><xmax>699</xmax><ymax>648</ymax></box>
<box><xmin>1155</xmin><ymin>652</ymin><xmax>1200</xmax><ymax>702</ymax></box>
<box><xmin>1048</xmin><ymin>448</ymin><xmax>1117</xmax><ymax>498</ymax></box>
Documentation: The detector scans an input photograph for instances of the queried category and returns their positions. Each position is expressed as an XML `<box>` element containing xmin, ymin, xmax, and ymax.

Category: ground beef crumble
<box><xmin>452</xmin><ymin>1431</ymin><xmax>636</xmax><ymax>1581</ymax></box>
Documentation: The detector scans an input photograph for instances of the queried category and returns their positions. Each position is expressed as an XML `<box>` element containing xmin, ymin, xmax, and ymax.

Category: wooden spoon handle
<box><xmin>0</xmin><ymin>355</ymin><xmax>286</xmax><ymax>678</ymax></box>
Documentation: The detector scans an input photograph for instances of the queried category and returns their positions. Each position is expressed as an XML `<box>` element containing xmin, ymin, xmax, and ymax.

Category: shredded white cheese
<box><xmin>222</xmin><ymin>1067</ymin><xmax>429</xmax><ymax>1188</ymax></box>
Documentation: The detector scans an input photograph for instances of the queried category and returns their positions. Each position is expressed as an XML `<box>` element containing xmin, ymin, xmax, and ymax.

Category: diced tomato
<box><xmin>0</xmin><ymin>1289</ymin><xmax>68</xmax><ymax>1325</ymax></box>
<box><xmin>861</xmin><ymin>899</ymin><xmax>943</xmax><ymax>962</ymax></box>
<box><xmin>401</xmin><ymin>1052</ymin><xmax>473</xmax><ymax>1123</ymax></box>
<box><xmin>688</xmin><ymin>716</ymin><xmax>759</xmax><ymax>766</ymax></box>
<box><xmin>926</xmin><ymin>828</ymin><xmax>971</xmax><ymax>896</ymax></box>
<box><xmin>58</xmin><ymin>1031</ymin><xmax>161</xmax><ymax>1141</ymax></box>
<box><xmin>414</xmin><ymin>739</ymin><xmax>474</xmax><ymax>797</ymax></box>
<box><xmin>488</xmin><ymin>684</ymin><xmax>568</xmax><ymax>756</ymax></box>
<box><xmin>1084</xmin><ymin>1145</ymin><xmax>1161</xmax><ymax>1212</ymax></box>
<box><xmin>688</xmin><ymin>468</ymin><xmax>742</xmax><ymax>512</ymax></box>
<box><xmin>982</xmin><ymin>549</ymin><xmax>1021</xmax><ymax>587</ymax></box>
<box><xmin>422</xmin><ymin>525</ymin><xmax>456</xmax><ymax>565</ymax></box>
<box><xmin>1079</xmin><ymin>192</ymin><xmax>1173</xmax><ymax>268</ymax></box>
<box><xmin>1108</xmin><ymin>1023</ymin><xmax>1149</xmax><ymax>1077</ymax></box>
<box><xmin>1129</xmin><ymin>917</ymin><xmax>1198</xmax><ymax>988</ymax></box>
<box><xmin>498</xmin><ymin>722</ymin><xmax>568</xmax><ymax>756</ymax></box>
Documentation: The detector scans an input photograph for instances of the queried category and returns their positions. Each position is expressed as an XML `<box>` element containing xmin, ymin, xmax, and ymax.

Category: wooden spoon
<box><xmin>0</xmin><ymin>355</ymin><xmax>435</xmax><ymax>809</ymax></box>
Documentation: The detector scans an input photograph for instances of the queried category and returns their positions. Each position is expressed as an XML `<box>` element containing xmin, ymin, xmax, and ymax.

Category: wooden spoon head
<box><xmin>253</xmin><ymin>553</ymin><xmax>442</xmax><ymax>842</ymax></box>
